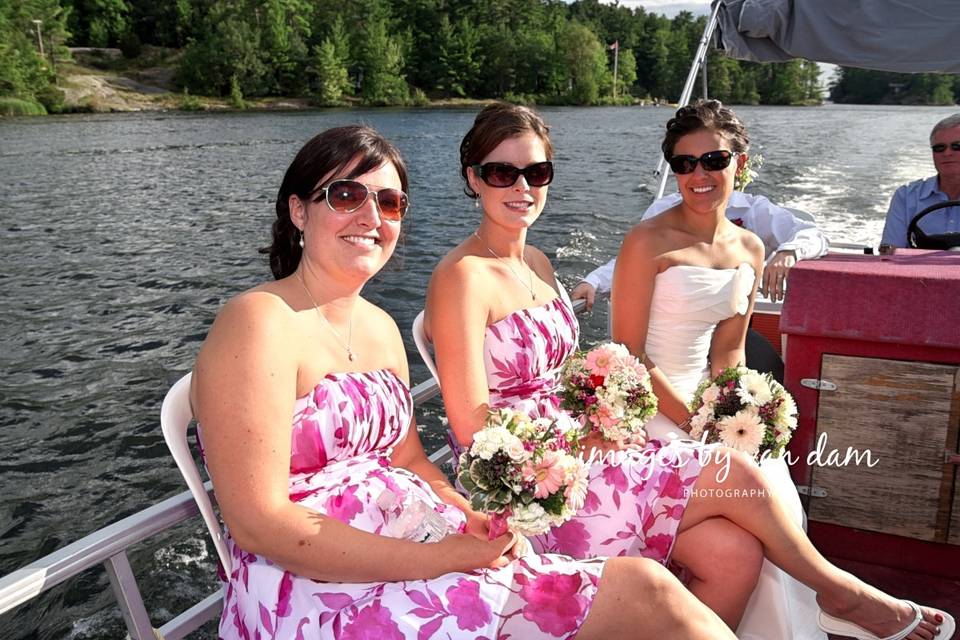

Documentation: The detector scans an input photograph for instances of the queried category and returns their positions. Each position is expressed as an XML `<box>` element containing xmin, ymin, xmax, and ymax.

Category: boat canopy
<box><xmin>713</xmin><ymin>0</ymin><xmax>960</xmax><ymax>73</ymax></box>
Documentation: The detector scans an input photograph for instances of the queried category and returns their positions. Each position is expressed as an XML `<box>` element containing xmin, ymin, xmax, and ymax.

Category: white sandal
<box><xmin>817</xmin><ymin>600</ymin><xmax>955</xmax><ymax>640</ymax></box>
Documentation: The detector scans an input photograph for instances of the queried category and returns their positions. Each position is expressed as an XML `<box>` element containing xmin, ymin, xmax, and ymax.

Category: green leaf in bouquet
<box><xmin>469</xmin><ymin>459</ymin><xmax>492</xmax><ymax>491</ymax></box>
<box><xmin>458</xmin><ymin>471</ymin><xmax>478</xmax><ymax>493</ymax></box>
<box><xmin>470</xmin><ymin>494</ymin><xmax>487</xmax><ymax>512</ymax></box>
<box><xmin>538</xmin><ymin>490</ymin><xmax>566</xmax><ymax>515</ymax></box>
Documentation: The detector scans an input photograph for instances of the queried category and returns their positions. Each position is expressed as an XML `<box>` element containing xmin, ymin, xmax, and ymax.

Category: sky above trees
<box><xmin>609</xmin><ymin>0</ymin><xmax>710</xmax><ymax>18</ymax></box>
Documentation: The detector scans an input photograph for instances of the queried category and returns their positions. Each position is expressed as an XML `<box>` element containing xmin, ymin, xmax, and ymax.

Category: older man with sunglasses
<box><xmin>881</xmin><ymin>113</ymin><xmax>960</xmax><ymax>248</ymax></box>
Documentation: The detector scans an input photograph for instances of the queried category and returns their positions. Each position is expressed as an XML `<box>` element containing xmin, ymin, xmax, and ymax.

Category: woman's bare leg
<box><xmin>578</xmin><ymin>557</ymin><xmax>737</xmax><ymax>640</ymax></box>
<box><xmin>679</xmin><ymin>451</ymin><xmax>945</xmax><ymax>639</ymax></box>
<box><xmin>670</xmin><ymin>516</ymin><xmax>763</xmax><ymax>629</ymax></box>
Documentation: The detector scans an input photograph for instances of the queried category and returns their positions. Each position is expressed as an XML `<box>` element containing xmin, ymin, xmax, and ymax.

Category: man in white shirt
<box><xmin>571</xmin><ymin>190</ymin><xmax>829</xmax><ymax>307</ymax></box>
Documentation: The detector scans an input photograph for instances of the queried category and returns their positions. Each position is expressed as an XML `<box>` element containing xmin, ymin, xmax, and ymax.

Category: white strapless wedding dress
<box><xmin>642</xmin><ymin>264</ymin><xmax>825</xmax><ymax>640</ymax></box>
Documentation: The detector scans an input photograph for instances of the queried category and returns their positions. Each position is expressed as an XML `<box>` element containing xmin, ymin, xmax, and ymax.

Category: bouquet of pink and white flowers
<box><xmin>559</xmin><ymin>342</ymin><xmax>658</xmax><ymax>443</ymax></box>
<box><xmin>687</xmin><ymin>366</ymin><xmax>798</xmax><ymax>460</ymax></box>
<box><xmin>457</xmin><ymin>408</ymin><xmax>589</xmax><ymax>537</ymax></box>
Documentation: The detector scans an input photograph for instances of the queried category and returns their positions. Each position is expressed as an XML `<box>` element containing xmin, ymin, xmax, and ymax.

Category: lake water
<box><xmin>0</xmin><ymin>103</ymin><xmax>954</xmax><ymax>638</ymax></box>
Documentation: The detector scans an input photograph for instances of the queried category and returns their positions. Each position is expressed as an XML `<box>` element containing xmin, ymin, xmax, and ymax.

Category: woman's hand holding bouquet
<box><xmin>457</xmin><ymin>408</ymin><xmax>589</xmax><ymax>538</ymax></box>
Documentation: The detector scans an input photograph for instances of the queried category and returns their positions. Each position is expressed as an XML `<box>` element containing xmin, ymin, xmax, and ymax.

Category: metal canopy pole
<box><xmin>653</xmin><ymin>1</ymin><xmax>722</xmax><ymax>200</ymax></box>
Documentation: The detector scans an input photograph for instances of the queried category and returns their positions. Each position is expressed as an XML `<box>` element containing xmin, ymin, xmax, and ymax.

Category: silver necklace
<box><xmin>298</xmin><ymin>270</ymin><xmax>356</xmax><ymax>361</ymax></box>
<box><xmin>473</xmin><ymin>231</ymin><xmax>537</xmax><ymax>301</ymax></box>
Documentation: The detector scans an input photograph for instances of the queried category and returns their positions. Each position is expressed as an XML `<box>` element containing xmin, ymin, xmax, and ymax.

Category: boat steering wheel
<box><xmin>907</xmin><ymin>200</ymin><xmax>960</xmax><ymax>249</ymax></box>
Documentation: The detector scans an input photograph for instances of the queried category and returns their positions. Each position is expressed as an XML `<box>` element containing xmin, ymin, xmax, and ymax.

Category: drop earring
<box><xmin>298</xmin><ymin>230</ymin><xmax>305</xmax><ymax>248</ymax></box>
<box><xmin>475</xmin><ymin>196</ymin><xmax>481</xmax><ymax>209</ymax></box>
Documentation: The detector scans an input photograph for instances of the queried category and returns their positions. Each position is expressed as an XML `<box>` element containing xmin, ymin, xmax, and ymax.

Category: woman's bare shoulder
<box><xmin>430</xmin><ymin>242</ymin><xmax>490</xmax><ymax>290</ymax></box>
<box><xmin>525</xmin><ymin>244</ymin><xmax>555</xmax><ymax>274</ymax></box>
<box><xmin>356</xmin><ymin>297</ymin><xmax>408</xmax><ymax>374</ymax></box>
<box><xmin>215</xmin><ymin>285</ymin><xmax>295</xmax><ymax>332</ymax></box>
<box><xmin>624</xmin><ymin>216</ymin><xmax>671</xmax><ymax>256</ymax></box>
<box><xmin>731</xmin><ymin>224</ymin><xmax>765</xmax><ymax>259</ymax></box>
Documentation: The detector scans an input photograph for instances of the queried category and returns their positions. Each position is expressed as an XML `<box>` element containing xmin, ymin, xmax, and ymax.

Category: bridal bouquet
<box><xmin>558</xmin><ymin>342</ymin><xmax>658</xmax><ymax>443</ymax></box>
<box><xmin>687</xmin><ymin>366</ymin><xmax>798</xmax><ymax>460</ymax></box>
<box><xmin>457</xmin><ymin>408</ymin><xmax>588</xmax><ymax>537</ymax></box>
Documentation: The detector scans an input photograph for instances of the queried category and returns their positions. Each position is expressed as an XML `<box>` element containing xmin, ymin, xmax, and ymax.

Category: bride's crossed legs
<box><xmin>671</xmin><ymin>517</ymin><xmax>763</xmax><ymax>628</ymax></box>
<box><xmin>681</xmin><ymin>450</ymin><xmax>947</xmax><ymax>639</ymax></box>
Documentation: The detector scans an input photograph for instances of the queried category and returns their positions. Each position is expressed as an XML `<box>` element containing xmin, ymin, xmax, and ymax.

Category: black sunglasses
<box><xmin>931</xmin><ymin>141</ymin><xmax>960</xmax><ymax>153</ymax></box>
<box><xmin>471</xmin><ymin>161</ymin><xmax>554</xmax><ymax>188</ymax></box>
<box><xmin>310</xmin><ymin>179</ymin><xmax>409</xmax><ymax>221</ymax></box>
<box><xmin>668</xmin><ymin>150</ymin><xmax>738</xmax><ymax>175</ymax></box>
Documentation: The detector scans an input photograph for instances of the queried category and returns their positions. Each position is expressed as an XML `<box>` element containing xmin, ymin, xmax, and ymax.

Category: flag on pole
<box><xmin>609</xmin><ymin>40</ymin><xmax>619</xmax><ymax>51</ymax></box>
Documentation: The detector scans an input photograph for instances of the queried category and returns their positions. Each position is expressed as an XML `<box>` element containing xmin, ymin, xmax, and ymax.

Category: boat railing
<box><xmin>0</xmin><ymin>298</ymin><xmax>583</xmax><ymax>639</ymax></box>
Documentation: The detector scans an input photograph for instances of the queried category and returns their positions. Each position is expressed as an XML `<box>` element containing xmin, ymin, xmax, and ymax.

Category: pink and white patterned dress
<box><xmin>209</xmin><ymin>369</ymin><xmax>612</xmax><ymax>639</ymax></box>
<box><xmin>483</xmin><ymin>296</ymin><xmax>706</xmax><ymax>564</ymax></box>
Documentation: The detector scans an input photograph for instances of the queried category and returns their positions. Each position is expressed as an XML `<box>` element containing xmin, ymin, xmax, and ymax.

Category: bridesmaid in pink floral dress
<box><xmin>189</xmin><ymin>125</ymin><xmax>736</xmax><ymax>639</ymax></box>
<box><xmin>425</xmin><ymin>103</ymin><xmax>954</xmax><ymax>640</ymax></box>
<box><xmin>480</xmin><ymin>292</ymin><xmax>706</xmax><ymax>564</ymax></box>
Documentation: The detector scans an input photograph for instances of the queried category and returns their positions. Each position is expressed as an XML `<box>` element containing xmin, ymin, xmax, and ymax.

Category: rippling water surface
<box><xmin>0</xmin><ymin>104</ymin><xmax>953</xmax><ymax>638</ymax></box>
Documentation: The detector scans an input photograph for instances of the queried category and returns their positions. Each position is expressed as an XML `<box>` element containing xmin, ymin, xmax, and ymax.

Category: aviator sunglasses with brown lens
<box><xmin>310</xmin><ymin>179</ymin><xmax>409</xmax><ymax>221</ymax></box>
<box><xmin>472</xmin><ymin>161</ymin><xmax>555</xmax><ymax>188</ymax></box>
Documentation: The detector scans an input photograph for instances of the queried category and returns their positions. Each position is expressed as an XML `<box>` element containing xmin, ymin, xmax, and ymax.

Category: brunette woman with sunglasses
<box><xmin>612</xmin><ymin>99</ymin><xmax>823</xmax><ymax>638</ymax></box>
<box><xmin>188</xmin><ymin>124</ymin><xmax>735</xmax><ymax>640</ymax></box>
<box><xmin>612</xmin><ymin>100</ymin><xmax>952</xmax><ymax>640</ymax></box>
<box><xmin>426</xmin><ymin>103</ymin><xmax>954</xmax><ymax>640</ymax></box>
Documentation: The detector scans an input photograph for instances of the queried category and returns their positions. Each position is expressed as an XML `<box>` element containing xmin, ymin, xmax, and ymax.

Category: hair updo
<box><xmin>661</xmin><ymin>99</ymin><xmax>750</xmax><ymax>160</ymax></box>
<box><xmin>262</xmin><ymin>125</ymin><xmax>408</xmax><ymax>280</ymax></box>
<box><xmin>459</xmin><ymin>102</ymin><xmax>553</xmax><ymax>199</ymax></box>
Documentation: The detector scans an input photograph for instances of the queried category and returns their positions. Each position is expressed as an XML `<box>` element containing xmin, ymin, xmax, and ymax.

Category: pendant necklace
<box><xmin>473</xmin><ymin>232</ymin><xmax>537</xmax><ymax>301</ymax></box>
<box><xmin>298</xmin><ymin>270</ymin><xmax>356</xmax><ymax>361</ymax></box>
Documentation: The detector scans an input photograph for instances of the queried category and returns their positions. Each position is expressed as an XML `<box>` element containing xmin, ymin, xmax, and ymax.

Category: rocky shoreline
<box><xmin>44</xmin><ymin>47</ymin><xmax>489</xmax><ymax>115</ymax></box>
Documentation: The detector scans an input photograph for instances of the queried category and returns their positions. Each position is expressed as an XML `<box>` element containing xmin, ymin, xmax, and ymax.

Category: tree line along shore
<box><xmin>3</xmin><ymin>0</ymin><xmax>959</xmax><ymax>117</ymax></box>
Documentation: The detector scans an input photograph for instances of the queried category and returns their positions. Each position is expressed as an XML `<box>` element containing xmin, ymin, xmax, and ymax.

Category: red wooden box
<box><xmin>780</xmin><ymin>249</ymin><xmax>960</xmax><ymax>577</ymax></box>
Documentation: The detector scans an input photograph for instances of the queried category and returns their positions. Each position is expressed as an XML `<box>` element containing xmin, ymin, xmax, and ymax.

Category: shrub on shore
<box><xmin>0</xmin><ymin>98</ymin><xmax>47</xmax><ymax>117</ymax></box>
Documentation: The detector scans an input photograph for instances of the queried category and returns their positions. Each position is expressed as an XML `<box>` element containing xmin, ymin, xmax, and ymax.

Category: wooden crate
<box><xmin>807</xmin><ymin>355</ymin><xmax>960</xmax><ymax>543</ymax></box>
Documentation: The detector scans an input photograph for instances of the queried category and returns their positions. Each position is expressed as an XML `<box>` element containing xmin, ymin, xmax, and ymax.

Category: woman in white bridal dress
<box><xmin>612</xmin><ymin>99</ymin><xmax>823</xmax><ymax>640</ymax></box>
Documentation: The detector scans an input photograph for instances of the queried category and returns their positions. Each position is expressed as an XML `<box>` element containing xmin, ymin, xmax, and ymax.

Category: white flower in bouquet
<box><xmin>689</xmin><ymin>404</ymin><xmax>713</xmax><ymax>439</ymax></box>
<box><xmin>736</xmin><ymin>370</ymin><xmax>773</xmax><ymax>406</ymax></box>
<box><xmin>562</xmin><ymin>456</ymin><xmax>590</xmax><ymax>513</ymax></box>
<box><xmin>471</xmin><ymin>426</ymin><xmax>511</xmax><ymax>460</ymax></box>
<box><xmin>701</xmin><ymin>383</ymin><xmax>721</xmax><ymax>405</ymax></box>
<box><xmin>507</xmin><ymin>502</ymin><xmax>551</xmax><ymax>536</ymax></box>
<box><xmin>505</xmin><ymin>438</ymin><xmax>528</xmax><ymax>463</ymax></box>
<box><xmin>717</xmin><ymin>408</ymin><xmax>766</xmax><ymax>456</ymax></box>
<box><xmin>773</xmin><ymin>390</ymin><xmax>798</xmax><ymax>439</ymax></box>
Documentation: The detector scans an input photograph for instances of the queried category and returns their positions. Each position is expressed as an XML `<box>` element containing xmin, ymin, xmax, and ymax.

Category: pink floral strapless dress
<box><xmin>211</xmin><ymin>369</ymin><xmax>610</xmax><ymax>639</ymax></box>
<box><xmin>484</xmin><ymin>296</ymin><xmax>706</xmax><ymax>564</ymax></box>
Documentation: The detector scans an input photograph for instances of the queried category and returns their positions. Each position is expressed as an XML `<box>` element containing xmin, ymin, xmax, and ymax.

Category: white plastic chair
<box><xmin>411</xmin><ymin>310</ymin><xmax>440</xmax><ymax>385</ymax></box>
<box><xmin>160</xmin><ymin>372</ymin><xmax>232</xmax><ymax>573</ymax></box>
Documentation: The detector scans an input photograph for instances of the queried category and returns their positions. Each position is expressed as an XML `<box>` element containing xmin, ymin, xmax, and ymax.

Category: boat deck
<box><xmin>826</xmin><ymin>556</ymin><xmax>960</xmax><ymax>638</ymax></box>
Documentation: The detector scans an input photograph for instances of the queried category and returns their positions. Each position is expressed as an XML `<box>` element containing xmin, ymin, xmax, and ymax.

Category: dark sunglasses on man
<box><xmin>668</xmin><ymin>149</ymin><xmax>740</xmax><ymax>175</ymax></box>
<box><xmin>310</xmin><ymin>179</ymin><xmax>409</xmax><ymax>221</ymax></box>
<box><xmin>471</xmin><ymin>161</ymin><xmax>555</xmax><ymax>188</ymax></box>
<box><xmin>931</xmin><ymin>141</ymin><xmax>960</xmax><ymax>153</ymax></box>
